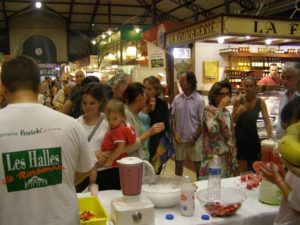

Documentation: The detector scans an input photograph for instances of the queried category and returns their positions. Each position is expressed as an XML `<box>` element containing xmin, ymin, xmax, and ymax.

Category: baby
<box><xmin>101</xmin><ymin>99</ymin><xmax>136</xmax><ymax>167</ymax></box>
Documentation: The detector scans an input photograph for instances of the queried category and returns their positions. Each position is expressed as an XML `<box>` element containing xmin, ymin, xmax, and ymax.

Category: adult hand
<box><xmin>260</xmin><ymin>163</ymin><xmax>283</xmax><ymax>185</ymax></box>
<box><xmin>236</xmin><ymin>105</ymin><xmax>247</xmax><ymax>115</ymax></box>
<box><xmin>186</xmin><ymin>137</ymin><xmax>196</xmax><ymax>146</ymax></box>
<box><xmin>95</xmin><ymin>151</ymin><xmax>110</xmax><ymax>165</ymax></box>
<box><xmin>149</xmin><ymin>97</ymin><xmax>156</xmax><ymax>112</ymax></box>
<box><xmin>174</xmin><ymin>132</ymin><xmax>182</xmax><ymax>144</ymax></box>
<box><xmin>218</xmin><ymin>96</ymin><xmax>231</xmax><ymax>109</ymax></box>
<box><xmin>103</xmin><ymin>160</ymin><xmax>113</xmax><ymax>168</ymax></box>
<box><xmin>232</xmin><ymin>96</ymin><xmax>241</xmax><ymax>108</ymax></box>
<box><xmin>149</xmin><ymin>122</ymin><xmax>165</xmax><ymax>136</ymax></box>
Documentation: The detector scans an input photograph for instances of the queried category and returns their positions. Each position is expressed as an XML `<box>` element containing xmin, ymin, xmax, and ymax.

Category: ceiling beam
<box><xmin>71</xmin><ymin>21</ymin><xmax>152</xmax><ymax>25</ymax></box>
<box><xmin>152</xmin><ymin>0</ymin><xmax>157</xmax><ymax>25</ymax></box>
<box><xmin>1</xmin><ymin>1</ymin><xmax>8</xmax><ymax>29</ymax></box>
<box><xmin>108</xmin><ymin>0</ymin><xmax>111</xmax><ymax>28</ymax></box>
<box><xmin>7</xmin><ymin>5</ymin><xmax>32</xmax><ymax>19</ymax></box>
<box><xmin>158</xmin><ymin>0</ymin><xmax>196</xmax><ymax>20</ymax></box>
<box><xmin>181</xmin><ymin>0</ymin><xmax>235</xmax><ymax>21</ymax></box>
<box><xmin>233</xmin><ymin>0</ymin><xmax>255</xmax><ymax>12</ymax></box>
<box><xmin>169</xmin><ymin>0</ymin><xmax>214</xmax><ymax>17</ymax></box>
<box><xmin>0</xmin><ymin>9</ymin><xmax>153</xmax><ymax>18</ymax></box>
<box><xmin>67</xmin><ymin>0</ymin><xmax>74</xmax><ymax>31</ymax></box>
<box><xmin>136</xmin><ymin>0</ymin><xmax>181</xmax><ymax>22</ymax></box>
<box><xmin>88</xmin><ymin>0</ymin><xmax>101</xmax><ymax>35</ymax></box>
<box><xmin>246</xmin><ymin>0</ymin><xmax>295</xmax><ymax>16</ymax></box>
<box><xmin>3</xmin><ymin>0</ymin><xmax>144</xmax><ymax>8</ymax></box>
<box><xmin>43</xmin><ymin>4</ymin><xmax>67</xmax><ymax>20</ymax></box>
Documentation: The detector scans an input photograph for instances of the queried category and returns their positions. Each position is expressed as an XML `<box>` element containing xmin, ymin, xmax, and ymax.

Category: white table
<box><xmin>79</xmin><ymin>177</ymin><xmax>279</xmax><ymax>225</ymax></box>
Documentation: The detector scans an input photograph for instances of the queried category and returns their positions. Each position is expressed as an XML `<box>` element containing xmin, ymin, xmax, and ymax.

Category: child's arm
<box><xmin>104</xmin><ymin>142</ymin><xmax>126</xmax><ymax>167</ymax></box>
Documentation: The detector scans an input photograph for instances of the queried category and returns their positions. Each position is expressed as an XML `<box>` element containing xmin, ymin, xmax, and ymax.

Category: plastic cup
<box><xmin>240</xmin><ymin>172</ymin><xmax>247</xmax><ymax>183</ymax></box>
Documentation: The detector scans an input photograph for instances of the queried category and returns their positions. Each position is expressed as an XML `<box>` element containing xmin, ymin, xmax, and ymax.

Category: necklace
<box><xmin>83</xmin><ymin>114</ymin><xmax>101</xmax><ymax>126</ymax></box>
<box><xmin>244</xmin><ymin>95</ymin><xmax>257</xmax><ymax>109</ymax></box>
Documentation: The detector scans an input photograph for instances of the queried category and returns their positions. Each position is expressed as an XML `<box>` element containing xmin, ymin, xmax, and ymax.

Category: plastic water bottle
<box><xmin>207</xmin><ymin>155</ymin><xmax>221</xmax><ymax>201</ymax></box>
<box><xmin>180</xmin><ymin>176</ymin><xmax>195</xmax><ymax>217</ymax></box>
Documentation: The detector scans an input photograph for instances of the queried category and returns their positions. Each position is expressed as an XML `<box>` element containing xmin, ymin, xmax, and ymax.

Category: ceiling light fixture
<box><xmin>35</xmin><ymin>1</ymin><xmax>42</xmax><ymax>8</ymax></box>
<box><xmin>107</xmin><ymin>53</ymin><xmax>117</xmax><ymax>60</ymax></box>
<box><xmin>126</xmin><ymin>46</ymin><xmax>137</xmax><ymax>57</ymax></box>
<box><xmin>134</xmin><ymin>25</ymin><xmax>141</xmax><ymax>33</ymax></box>
<box><xmin>265</xmin><ymin>39</ymin><xmax>272</xmax><ymax>45</ymax></box>
<box><xmin>107</xmin><ymin>29</ymin><xmax>113</xmax><ymax>36</ymax></box>
<box><xmin>217</xmin><ymin>37</ymin><xmax>225</xmax><ymax>44</ymax></box>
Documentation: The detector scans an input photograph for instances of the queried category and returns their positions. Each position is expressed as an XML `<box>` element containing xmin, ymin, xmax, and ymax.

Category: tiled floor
<box><xmin>160</xmin><ymin>159</ymin><xmax>197</xmax><ymax>181</ymax></box>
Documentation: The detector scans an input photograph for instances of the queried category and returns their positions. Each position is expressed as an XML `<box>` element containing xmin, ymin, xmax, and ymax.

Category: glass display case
<box><xmin>257</xmin><ymin>92</ymin><xmax>281</xmax><ymax>139</ymax></box>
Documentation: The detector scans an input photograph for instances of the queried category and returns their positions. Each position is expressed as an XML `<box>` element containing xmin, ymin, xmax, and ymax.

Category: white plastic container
<box><xmin>180</xmin><ymin>176</ymin><xmax>195</xmax><ymax>217</ymax></box>
<box><xmin>208</xmin><ymin>155</ymin><xmax>221</xmax><ymax>201</ymax></box>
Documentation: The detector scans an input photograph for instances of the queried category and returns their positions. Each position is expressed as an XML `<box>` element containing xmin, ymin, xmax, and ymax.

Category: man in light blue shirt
<box><xmin>171</xmin><ymin>71</ymin><xmax>205</xmax><ymax>180</ymax></box>
<box><xmin>276</xmin><ymin>62</ymin><xmax>300</xmax><ymax>137</ymax></box>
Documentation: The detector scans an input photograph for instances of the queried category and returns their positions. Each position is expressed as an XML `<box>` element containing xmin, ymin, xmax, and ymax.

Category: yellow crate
<box><xmin>78</xmin><ymin>196</ymin><xmax>108</xmax><ymax>225</ymax></box>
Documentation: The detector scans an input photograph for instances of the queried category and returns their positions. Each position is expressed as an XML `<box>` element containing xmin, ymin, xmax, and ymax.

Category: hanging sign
<box><xmin>146</xmin><ymin>41</ymin><xmax>166</xmax><ymax>69</ymax></box>
<box><xmin>223</xmin><ymin>16</ymin><xmax>300</xmax><ymax>38</ymax></box>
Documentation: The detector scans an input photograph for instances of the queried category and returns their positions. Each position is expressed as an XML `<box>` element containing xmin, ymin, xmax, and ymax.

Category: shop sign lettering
<box><xmin>166</xmin><ymin>18</ymin><xmax>221</xmax><ymax>46</ymax></box>
<box><xmin>254</xmin><ymin>21</ymin><xmax>300</xmax><ymax>35</ymax></box>
<box><xmin>254</xmin><ymin>21</ymin><xmax>277</xmax><ymax>34</ymax></box>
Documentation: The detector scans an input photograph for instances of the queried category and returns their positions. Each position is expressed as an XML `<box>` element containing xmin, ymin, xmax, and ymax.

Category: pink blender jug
<box><xmin>118</xmin><ymin>157</ymin><xmax>155</xmax><ymax>197</ymax></box>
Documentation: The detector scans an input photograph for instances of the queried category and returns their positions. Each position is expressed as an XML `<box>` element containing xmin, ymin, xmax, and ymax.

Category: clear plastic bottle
<box><xmin>180</xmin><ymin>176</ymin><xmax>195</xmax><ymax>217</ymax></box>
<box><xmin>207</xmin><ymin>155</ymin><xmax>222</xmax><ymax>201</ymax></box>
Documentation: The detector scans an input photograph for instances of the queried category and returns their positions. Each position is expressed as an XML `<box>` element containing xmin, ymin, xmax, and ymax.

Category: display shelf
<box><xmin>220</xmin><ymin>51</ymin><xmax>294</xmax><ymax>88</ymax></box>
<box><xmin>220</xmin><ymin>52</ymin><xmax>300</xmax><ymax>58</ymax></box>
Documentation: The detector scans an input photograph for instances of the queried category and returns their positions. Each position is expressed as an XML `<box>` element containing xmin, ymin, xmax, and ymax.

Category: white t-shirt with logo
<box><xmin>0</xmin><ymin>103</ymin><xmax>96</xmax><ymax>225</ymax></box>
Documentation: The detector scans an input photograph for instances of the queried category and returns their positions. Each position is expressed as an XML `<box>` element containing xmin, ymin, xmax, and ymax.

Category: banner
<box><xmin>146</xmin><ymin>41</ymin><xmax>166</xmax><ymax>69</ymax></box>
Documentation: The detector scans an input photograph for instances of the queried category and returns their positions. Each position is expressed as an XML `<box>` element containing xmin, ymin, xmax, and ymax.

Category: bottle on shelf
<box><xmin>207</xmin><ymin>155</ymin><xmax>222</xmax><ymax>201</ymax></box>
<box><xmin>264</xmin><ymin>58</ymin><xmax>269</xmax><ymax>70</ymax></box>
<box><xmin>180</xmin><ymin>176</ymin><xmax>195</xmax><ymax>217</ymax></box>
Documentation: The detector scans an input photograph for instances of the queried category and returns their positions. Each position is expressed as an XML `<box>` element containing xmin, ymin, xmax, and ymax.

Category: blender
<box><xmin>110</xmin><ymin>157</ymin><xmax>156</xmax><ymax>225</ymax></box>
<box><xmin>259</xmin><ymin>139</ymin><xmax>283</xmax><ymax>205</ymax></box>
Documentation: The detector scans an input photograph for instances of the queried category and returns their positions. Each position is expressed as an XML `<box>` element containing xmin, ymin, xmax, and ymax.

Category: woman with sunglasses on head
<box><xmin>142</xmin><ymin>76</ymin><xmax>170</xmax><ymax>173</ymax></box>
<box><xmin>232</xmin><ymin>77</ymin><xmax>272</xmax><ymax>174</ymax></box>
<box><xmin>200</xmin><ymin>80</ymin><xmax>237</xmax><ymax>178</ymax></box>
<box><xmin>123</xmin><ymin>82</ymin><xmax>165</xmax><ymax>160</ymax></box>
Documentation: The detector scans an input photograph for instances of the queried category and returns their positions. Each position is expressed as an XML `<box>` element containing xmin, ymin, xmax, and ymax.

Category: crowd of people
<box><xmin>0</xmin><ymin>55</ymin><xmax>300</xmax><ymax>225</ymax></box>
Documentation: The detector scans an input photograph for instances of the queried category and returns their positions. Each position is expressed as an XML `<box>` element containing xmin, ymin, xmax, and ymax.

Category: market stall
<box><xmin>165</xmin><ymin>14</ymin><xmax>300</xmax><ymax>135</ymax></box>
<box><xmin>165</xmin><ymin>14</ymin><xmax>300</xmax><ymax>93</ymax></box>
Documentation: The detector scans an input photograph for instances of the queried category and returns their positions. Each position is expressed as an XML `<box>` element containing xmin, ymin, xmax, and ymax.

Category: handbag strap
<box><xmin>87</xmin><ymin>114</ymin><xmax>105</xmax><ymax>142</ymax></box>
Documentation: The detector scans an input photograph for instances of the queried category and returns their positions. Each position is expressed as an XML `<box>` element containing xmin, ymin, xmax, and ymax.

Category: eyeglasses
<box><xmin>217</xmin><ymin>92</ymin><xmax>230</xmax><ymax>97</ymax></box>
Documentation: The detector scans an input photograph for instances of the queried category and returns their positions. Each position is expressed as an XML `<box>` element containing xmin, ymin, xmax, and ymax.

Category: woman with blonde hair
<box><xmin>142</xmin><ymin>76</ymin><xmax>170</xmax><ymax>173</ymax></box>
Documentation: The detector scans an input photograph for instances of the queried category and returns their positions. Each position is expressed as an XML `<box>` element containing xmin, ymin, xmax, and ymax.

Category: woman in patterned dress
<box><xmin>200</xmin><ymin>80</ymin><xmax>237</xmax><ymax>178</ymax></box>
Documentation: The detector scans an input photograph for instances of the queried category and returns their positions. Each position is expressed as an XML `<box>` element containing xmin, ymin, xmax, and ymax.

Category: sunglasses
<box><xmin>217</xmin><ymin>92</ymin><xmax>230</xmax><ymax>97</ymax></box>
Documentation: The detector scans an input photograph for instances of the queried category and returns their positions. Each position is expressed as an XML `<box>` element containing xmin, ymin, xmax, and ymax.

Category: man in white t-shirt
<box><xmin>0</xmin><ymin>56</ymin><xmax>96</xmax><ymax>225</ymax></box>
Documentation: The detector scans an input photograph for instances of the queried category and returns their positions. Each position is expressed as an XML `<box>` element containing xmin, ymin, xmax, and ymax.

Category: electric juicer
<box><xmin>259</xmin><ymin>139</ymin><xmax>283</xmax><ymax>205</ymax></box>
<box><xmin>110</xmin><ymin>157</ymin><xmax>156</xmax><ymax>225</ymax></box>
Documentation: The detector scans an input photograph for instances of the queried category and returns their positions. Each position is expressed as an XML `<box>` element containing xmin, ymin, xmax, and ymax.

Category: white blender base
<box><xmin>110</xmin><ymin>195</ymin><xmax>155</xmax><ymax>225</ymax></box>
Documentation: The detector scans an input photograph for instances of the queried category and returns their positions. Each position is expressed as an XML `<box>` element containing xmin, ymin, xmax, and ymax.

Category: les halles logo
<box><xmin>2</xmin><ymin>147</ymin><xmax>64</xmax><ymax>192</ymax></box>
